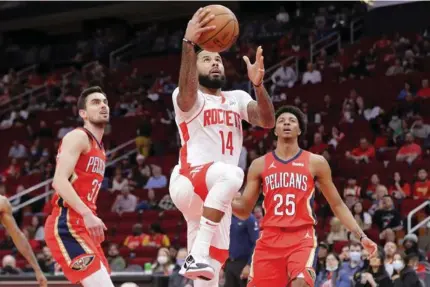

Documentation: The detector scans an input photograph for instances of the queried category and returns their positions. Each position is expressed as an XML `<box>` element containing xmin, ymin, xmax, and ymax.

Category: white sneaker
<box><xmin>181</xmin><ymin>254</ymin><xmax>214</xmax><ymax>281</ymax></box>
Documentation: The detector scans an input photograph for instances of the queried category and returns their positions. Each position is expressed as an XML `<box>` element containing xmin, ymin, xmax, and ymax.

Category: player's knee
<box><xmin>219</xmin><ymin>164</ymin><xmax>244</xmax><ymax>192</ymax></box>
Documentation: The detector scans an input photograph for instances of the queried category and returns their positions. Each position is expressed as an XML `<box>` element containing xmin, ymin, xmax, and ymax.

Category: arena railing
<box><xmin>350</xmin><ymin>17</ymin><xmax>364</xmax><ymax>44</ymax></box>
<box><xmin>109</xmin><ymin>42</ymin><xmax>135</xmax><ymax>68</ymax></box>
<box><xmin>407</xmin><ymin>200</ymin><xmax>430</xmax><ymax>235</ymax></box>
<box><xmin>16</xmin><ymin>64</ymin><xmax>38</xmax><ymax>81</ymax></box>
<box><xmin>310</xmin><ymin>31</ymin><xmax>341</xmax><ymax>63</ymax></box>
<box><xmin>9</xmin><ymin>138</ymin><xmax>138</xmax><ymax>213</ymax></box>
<box><xmin>0</xmin><ymin>84</ymin><xmax>48</xmax><ymax>117</ymax></box>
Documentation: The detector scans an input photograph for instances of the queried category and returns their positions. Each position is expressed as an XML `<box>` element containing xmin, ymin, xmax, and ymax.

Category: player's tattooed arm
<box><xmin>247</xmin><ymin>86</ymin><xmax>275</xmax><ymax>129</ymax></box>
<box><xmin>0</xmin><ymin>196</ymin><xmax>44</xmax><ymax>276</ymax></box>
<box><xmin>178</xmin><ymin>8</ymin><xmax>215</xmax><ymax>112</ymax></box>
<box><xmin>312</xmin><ymin>154</ymin><xmax>377</xmax><ymax>256</ymax></box>
<box><xmin>232</xmin><ymin>157</ymin><xmax>264</xmax><ymax>220</ymax></box>
<box><xmin>177</xmin><ymin>42</ymin><xmax>198</xmax><ymax>112</ymax></box>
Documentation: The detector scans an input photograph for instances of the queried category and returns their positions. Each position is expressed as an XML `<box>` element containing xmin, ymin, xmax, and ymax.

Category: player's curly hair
<box><xmin>274</xmin><ymin>105</ymin><xmax>307</xmax><ymax>136</ymax></box>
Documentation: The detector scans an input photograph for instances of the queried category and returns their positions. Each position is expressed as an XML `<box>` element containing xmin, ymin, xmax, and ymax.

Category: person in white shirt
<box><xmin>270</xmin><ymin>63</ymin><xmax>297</xmax><ymax>92</ymax></box>
<box><xmin>169</xmin><ymin>7</ymin><xmax>275</xmax><ymax>286</ymax></box>
<box><xmin>302</xmin><ymin>62</ymin><xmax>322</xmax><ymax>85</ymax></box>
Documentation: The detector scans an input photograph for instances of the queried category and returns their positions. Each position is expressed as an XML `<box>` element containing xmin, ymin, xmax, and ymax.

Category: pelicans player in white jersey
<box><xmin>169</xmin><ymin>7</ymin><xmax>275</xmax><ymax>286</ymax></box>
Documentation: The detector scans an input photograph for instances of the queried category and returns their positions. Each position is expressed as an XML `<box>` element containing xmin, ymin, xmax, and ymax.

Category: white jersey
<box><xmin>172</xmin><ymin>88</ymin><xmax>253</xmax><ymax>169</ymax></box>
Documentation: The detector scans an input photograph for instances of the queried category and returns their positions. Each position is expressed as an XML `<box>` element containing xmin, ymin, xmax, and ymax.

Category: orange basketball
<box><xmin>197</xmin><ymin>5</ymin><xmax>239</xmax><ymax>52</ymax></box>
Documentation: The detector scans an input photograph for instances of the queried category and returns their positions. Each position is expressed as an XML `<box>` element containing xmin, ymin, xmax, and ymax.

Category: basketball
<box><xmin>197</xmin><ymin>5</ymin><xmax>239</xmax><ymax>52</ymax></box>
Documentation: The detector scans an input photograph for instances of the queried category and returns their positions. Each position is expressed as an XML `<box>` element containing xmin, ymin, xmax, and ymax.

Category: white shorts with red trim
<box><xmin>169</xmin><ymin>163</ymin><xmax>231</xmax><ymax>264</ymax></box>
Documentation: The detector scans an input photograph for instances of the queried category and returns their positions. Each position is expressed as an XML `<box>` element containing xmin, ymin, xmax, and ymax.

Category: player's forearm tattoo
<box><xmin>178</xmin><ymin>42</ymin><xmax>198</xmax><ymax>110</ymax></box>
<box><xmin>251</xmin><ymin>85</ymin><xmax>275</xmax><ymax>128</ymax></box>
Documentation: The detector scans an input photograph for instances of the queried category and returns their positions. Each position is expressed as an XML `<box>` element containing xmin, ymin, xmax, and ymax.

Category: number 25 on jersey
<box><xmin>219</xmin><ymin>130</ymin><xmax>233</xmax><ymax>155</ymax></box>
<box><xmin>274</xmin><ymin>194</ymin><xmax>296</xmax><ymax>216</ymax></box>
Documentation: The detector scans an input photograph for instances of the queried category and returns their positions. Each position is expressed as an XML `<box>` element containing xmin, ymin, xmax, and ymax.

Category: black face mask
<box><xmin>132</xmin><ymin>231</ymin><xmax>141</xmax><ymax>236</ymax></box>
<box><xmin>199</xmin><ymin>74</ymin><xmax>226</xmax><ymax>90</ymax></box>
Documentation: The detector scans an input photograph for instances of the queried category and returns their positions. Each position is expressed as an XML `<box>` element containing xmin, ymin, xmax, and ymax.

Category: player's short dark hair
<box><xmin>77</xmin><ymin>86</ymin><xmax>105</xmax><ymax>110</ymax></box>
<box><xmin>274</xmin><ymin>105</ymin><xmax>307</xmax><ymax>135</ymax></box>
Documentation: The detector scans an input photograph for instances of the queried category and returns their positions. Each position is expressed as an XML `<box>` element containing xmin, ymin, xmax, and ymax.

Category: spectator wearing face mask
<box><xmin>337</xmin><ymin>242</ymin><xmax>364</xmax><ymax>287</ymax></box>
<box><xmin>353</xmin><ymin>249</ymin><xmax>393</xmax><ymax>287</ymax></box>
<box><xmin>383</xmin><ymin>242</ymin><xmax>397</xmax><ymax>277</ymax></box>
<box><xmin>107</xmin><ymin>243</ymin><xmax>126</xmax><ymax>271</ymax></box>
<box><xmin>169</xmin><ymin>248</ymin><xmax>193</xmax><ymax>287</ymax></box>
<box><xmin>392</xmin><ymin>253</ymin><xmax>421</xmax><ymax>287</ymax></box>
<box><xmin>315</xmin><ymin>253</ymin><xmax>340</xmax><ymax>287</ymax></box>
<box><xmin>152</xmin><ymin>247</ymin><xmax>175</xmax><ymax>276</ymax></box>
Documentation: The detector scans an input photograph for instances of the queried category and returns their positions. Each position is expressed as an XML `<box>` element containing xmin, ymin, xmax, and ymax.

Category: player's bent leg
<box><xmin>188</xmin><ymin>163</ymin><xmax>244</xmax><ymax>280</ymax></box>
<box><xmin>203</xmin><ymin>162</ymin><xmax>244</xmax><ymax>214</ymax></box>
<box><xmin>81</xmin><ymin>264</ymin><xmax>114</xmax><ymax>287</ymax></box>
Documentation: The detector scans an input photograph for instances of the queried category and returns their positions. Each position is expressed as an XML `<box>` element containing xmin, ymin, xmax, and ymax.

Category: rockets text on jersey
<box><xmin>52</xmin><ymin>128</ymin><xmax>106</xmax><ymax>213</ymax></box>
<box><xmin>172</xmin><ymin>88</ymin><xmax>253</xmax><ymax>169</ymax></box>
<box><xmin>260</xmin><ymin>149</ymin><xmax>316</xmax><ymax>229</ymax></box>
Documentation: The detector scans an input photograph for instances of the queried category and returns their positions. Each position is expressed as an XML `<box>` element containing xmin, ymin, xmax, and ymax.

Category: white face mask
<box><xmin>157</xmin><ymin>256</ymin><xmax>168</xmax><ymax>265</ymax></box>
<box><xmin>326</xmin><ymin>265</ymin><xmax>338</xmax><ymax>272</ymax></box>
<box><xmin>349</xmin><ymin>251</ymin><xmax>361</xmax><ymax>263</ymax></box>
<box><xmin>393</xmin><ymin>260</ymin><xmax>404</xmax><ymax>271</ymax></box>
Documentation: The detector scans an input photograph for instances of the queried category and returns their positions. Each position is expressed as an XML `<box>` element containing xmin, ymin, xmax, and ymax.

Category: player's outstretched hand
<box><xmin>184</xmin><ymin>7</ymin><xmax>217</xmax><ymax>44</ymax></box>
<box><xmin>243</xmin><ymin>46</ymin><xmax>265</xmax><ymax>86</ymax></box>
<box><xmin>35</xmin><ymin>271</ymin><xmax>48</xmax><ymax>287</ymax></box>
<box><xmin>83</xmin><ymin>212</ymin><xmax>107</xmax><ymax>244</ymax></box>
<box><xmin>361</xmin><ymin>236</ymin><xmax>377</xmax><ymax>258</ymax></box>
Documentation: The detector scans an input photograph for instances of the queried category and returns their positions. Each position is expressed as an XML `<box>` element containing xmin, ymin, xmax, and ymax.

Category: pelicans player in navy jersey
<box><xmin>232</xmin><ymin>106</ymin><xmax>377</xmax><ymax>287</ymax></box>
<box><xmin>45</xmin><ymin>86</ymin><xmax>114</xmax><ymax>286</ymax></box>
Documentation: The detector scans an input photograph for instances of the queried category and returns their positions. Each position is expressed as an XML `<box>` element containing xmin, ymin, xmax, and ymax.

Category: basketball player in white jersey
<box><xmin>169</xmin><ymin>7</ymin><xmax>275</xmax><ymax>286</ymax></box>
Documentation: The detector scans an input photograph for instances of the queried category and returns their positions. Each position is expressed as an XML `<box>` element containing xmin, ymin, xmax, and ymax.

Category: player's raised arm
<box><xmin>243</xmin><ymin>46</ymin><xmax>275</xmax><ymax>129</ymax></box>
<box><xmin>52</xmin><ymin>129</ymin><xmax>106</xmax><ymax>243</ymax></box>
<box><xmin>231</xmin><ymin>157</ymin><xmax>264</xmax><ymax>220</ymax></box>
<box><xmin>177</xmin><ymin>8</ymin><xmax>216</xmax><ymax>112</ymax></box>
<box><xmin>0</xmin><ymin>197</ymin><xmax>47</xmax><ymax>287</ymax></box>
<box><xmin>311</xmin><ymin>154</ymin><xmax>378</xmax><ymax>257</ymax></box>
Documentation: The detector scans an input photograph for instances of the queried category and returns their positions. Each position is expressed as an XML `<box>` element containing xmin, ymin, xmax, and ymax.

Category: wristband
<box><xmin>183</xmin><ymin>38</ymin><xmax>196</xmax><ymax>46</ymax></box>
<box><xmin>359</xmin><ymin>234</ymin><xmax>367</xmax><ymax>241</ymax></box>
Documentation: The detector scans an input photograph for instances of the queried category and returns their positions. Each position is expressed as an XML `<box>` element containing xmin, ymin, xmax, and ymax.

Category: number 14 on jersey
<box><xmin>219</xmin><ymin>130</ymin><xmax>234</xmax><ymax>155</ymax></box>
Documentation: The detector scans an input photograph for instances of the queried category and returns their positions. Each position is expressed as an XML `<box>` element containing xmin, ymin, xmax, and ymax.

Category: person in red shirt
<box><xmin>388</xmin><ymin>172</ymin><xmax>411</xmax><ymax>199</ymax></box>
<box><xmin>396</xmin><ymin>133</ymin><xmax>422</xmax><ymax>164</ymax></box>
<box><xmin>143</xmin><ymin>223</ymin><xmax>170</xmax><ymax>248</ymax></box>
<box><xmin>309</xmin><ymin>132</ymin><xmax>328</xmax><ymax>155</ymax></box>
<box><xmin>365</xmin><ymin>174</ymin><xmax>381</xmax><ymax>199</ymax></box>
<box><xmin>345</xmin><ymin>138</ymin><xmax>376</xmax><ymax>163</ymax></box>
<box><xmin>123</xmin><ymin>223</ymin><xmax>150</xmax><ymax>250</ymax></box>
<box><xmin>417</xmin><ymin>79</ymin><xmax>430</xmax><ymax>98</ymax></box>
<box><xmin>413</xmin><ymin>168</ymin><xmax>430</xmax><ymax>199</ymax></box>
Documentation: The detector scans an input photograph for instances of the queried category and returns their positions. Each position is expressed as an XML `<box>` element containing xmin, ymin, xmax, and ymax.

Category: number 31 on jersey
<box><xmin>274</xmin><ymin>194</ymin><xmax>296</xmax><ymax>216</ymax></box>
<box><xmin>88</xmin><ymin>179</ymin><xmax>101</xmax><ymax>204</ymax></box>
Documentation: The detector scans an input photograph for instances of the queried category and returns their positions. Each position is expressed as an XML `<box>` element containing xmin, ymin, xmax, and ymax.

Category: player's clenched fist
<box><xmin>184</xmin><ymin>7</ymin><xmax>217</xmax><ymax>44</ymax></box>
